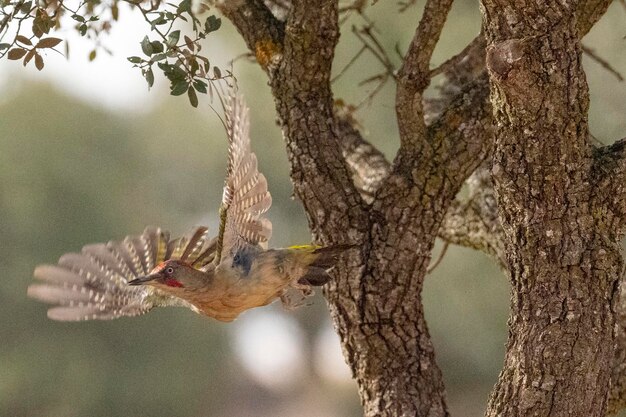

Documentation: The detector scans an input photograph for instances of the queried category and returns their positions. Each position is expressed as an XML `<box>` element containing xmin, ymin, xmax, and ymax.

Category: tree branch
<box><xmin>576</xmin><ymin>0</ymin><xmax>618</xmax><ymax>36</ymax></box>
<box><xmin>423</xmin><ymin>0</ymin><xmax>615</xmax><ymax>266</ymax></box>
<box><xmin>335</xmin><ymin>115</ymin><xmax>389</xmax><ymax>204</ymax></box>
<box><xmin>611</xmin><ymin>280</ymin><xmax>626</xmax><ymax>414</ymax></box>
<box><xmin>224</xmin><ymin>0</ymin><xmax>366</xmax><ymax>231</ymax></box>
<box><xmin>395</xmin><ymin>0</ymin><xmax>453</xmax><ymax>153</ymax></box>
<box><xmin>438</xmin><ymin>165</ymin><xmax>506</xmax><ymax>266</ymax></box>
<box><xmin>337</xmin><ymin>97</ymin><xmax>505</xmax><ymax>263</ymax></box>
<box><xmin>593</xmin><ymin>137</ymin><xmax>626</xmax><ymax>225</ymax></box>
<box><xmin>266</xmin><ymin>0</ymin><xmax>366</xmax><ymax>230</ymax></box>
<box><xmin>218</xmin><ymin>0</ymin><xmax>285</xmax><ymax>73</ymax></box>
<box><xmin>594</xmin><ymin>137</ymin><xmax>626</xmax><ymax>414</ymax></box>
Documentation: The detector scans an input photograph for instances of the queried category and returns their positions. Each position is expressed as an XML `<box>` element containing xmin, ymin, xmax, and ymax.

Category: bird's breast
<box><xmin>187</xmin><ymin>261</ymin><xmax>291</xmax><ymax>322</ymax></box>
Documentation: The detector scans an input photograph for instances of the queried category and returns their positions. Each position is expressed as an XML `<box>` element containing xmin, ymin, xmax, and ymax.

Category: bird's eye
<box><xmin>165</xmin><ymin>267</ymin><xmax>174</xmax><ymax>275</ymax></box>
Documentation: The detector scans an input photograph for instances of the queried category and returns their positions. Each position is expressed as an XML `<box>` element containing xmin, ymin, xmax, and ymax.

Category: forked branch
<box><xmin>395</xmin><ymin>0</ymin><xmax>453</xmax><ymax>152</ymax></box>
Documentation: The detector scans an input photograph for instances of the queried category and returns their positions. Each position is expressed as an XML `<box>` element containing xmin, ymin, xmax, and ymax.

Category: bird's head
<box><xmin>128</xmin><ymin>260</ymin><xmax>208</xmax><ymax>292</ymax></box>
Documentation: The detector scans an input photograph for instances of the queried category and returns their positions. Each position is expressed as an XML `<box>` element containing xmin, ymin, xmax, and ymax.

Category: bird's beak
<box><xmin>128</xmin><ymin>273</ymin><xmax>160</xmax><ymax>286</ymax></box>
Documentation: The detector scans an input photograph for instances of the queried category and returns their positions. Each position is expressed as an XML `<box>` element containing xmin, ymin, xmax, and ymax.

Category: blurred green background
<box><xmin>0</xmin><ymin>1</ymin><xmax>624</xmax><ymax>416</ymax></box>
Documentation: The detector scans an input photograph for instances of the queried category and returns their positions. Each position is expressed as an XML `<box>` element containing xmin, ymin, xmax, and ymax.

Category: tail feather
<box><xmin>291</xmin><ymin>244</ymin><xmax>356</xmax><ymax>287</ymax></box>
<box><xmin>298</xmin><ymin>267</ymin><xmax>332</xmax><ymax>286</ymax></box>
<box><xmin>309</xmin><ymin>245</ymin><xmax>355</xmax><ymax>270</ymax></box>
<box><xmin>28</xmin><ymin>226</ymin><xmax>211</xmax><ymax>321</ymax></box>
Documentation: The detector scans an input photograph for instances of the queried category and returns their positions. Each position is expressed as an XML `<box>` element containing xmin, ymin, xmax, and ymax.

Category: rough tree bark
<box><xmin>481</xmin><ymin>1</ymin><xmax>621</xmax><ymax>416</ymax></box>
<box><xmin>220</xmin><ymin>0</ymin><xmax>625</xmax><ymax>416</ymax></box>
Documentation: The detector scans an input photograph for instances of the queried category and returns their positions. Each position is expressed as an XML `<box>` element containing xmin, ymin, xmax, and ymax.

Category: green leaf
<box><xmin>151</xmin><ymin>53</ymin><xmax>167</xmax><ymax>62</ymax></box>
<box><xmin>32</xmin><ymin>9</ymin><xmax>52</xmax><ymax>37</ymax></box>
<box><xmin>187</xmin><ymin>86</ymin><xmax>198</xmax><ymax>107</ymax></box>
<box><xmin>127</xmin><ymin>56</ymin><xmax>142</xmax><ymax>64</ymax></box>
<box><xmin>0</xmin><ymin>43</ymin><xmax>11</xmax><ymax>51</ymax></box>
<box><xmin>204</xmin><ymin>15</ymin><xmax>221</xmax><ymax>33</ymax></box>
<box><xmin>170</xmin><ymin>80</ymin><xmax>189</xmax><ymax>96</ymax></box>
<box><xmin>71</xmin><ymin>13</ymin><xmax>85</xmax><ymax>22</ymax></box>
<box><xmin>89</xmin><ymin>49</ymin><xmax>97</xmax><ymax>61</ymax></box>
<box><xmin>151</xmin><ymin>41</ymin><xmax>164</xmax><ymax>53</ymax></box>
<box><xmin>176</xmin><ymin>0</ymin><xmax>191</xmax><ymax>14</ymax></box>
<box><xmin>172</xmin><ymin>65</ymin><xmax>187</xmax><ymax>79</ymax></box>
<box><xmin>141</xmin><ymin>36</ymin><xmax>153</xmax><ymax>56</ymax></box>
<box><xmin>197</xmin><ymin>55</ymin><xmax>210</xmax><ymax>72</ymax></box>
<box><xmin>213</xmin><ymin>66</ymin><xmax>221</xmax><ymax>79</ymax></box>
<box><xmin>157</xmin><ymin>62</ymin><xmax>171</xmax><ymax>72</ymax></box>
<box><xmin>150</xmin><ymin>15</ymin><xmax>167</xmax><ymax>28</ymax></box>
<box><xmin>193</xmin><ymin>79</ymin><xmax>207</xmax><ymax>94</ymax></box>
<box><xmin>145</xmin><ymin>68</ymin><xmax>154</xmax><ymax>88</ymax></box>
<box><xmin>187</xmin><ymin>57</ymin><xmax>199</xmax><ymax>75</ymax></box>
<box><xmin>18</xmin><ymin>1</ymin><xmax>32</xmax><ymax>14</ymax></box>
<box><xmin>184</xmin><ymin>35</ymin><xmax>194</xmax><ymax>52</ymax></box>
<box><xmin>166</xmin><ymin>30</ymin><xmax>180</xmax><ymax>47</ymax></box>
<box><xmin>79</xmin><ymin>24</ymin><xmax>88</xmax><ymax>36</ymax></box>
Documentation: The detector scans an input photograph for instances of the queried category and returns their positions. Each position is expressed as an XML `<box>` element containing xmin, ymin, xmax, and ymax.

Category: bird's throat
<box><xmin>164</xmin><ymin>278</ymin><xmax>184</xmax><ymax>288</ymax></box>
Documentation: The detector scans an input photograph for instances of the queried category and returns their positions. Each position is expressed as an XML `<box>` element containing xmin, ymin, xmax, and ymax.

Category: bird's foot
<box><xmin>280</xmin><ymin>285</ymin><xmax>314</xmax><ymax>311</ymax></box>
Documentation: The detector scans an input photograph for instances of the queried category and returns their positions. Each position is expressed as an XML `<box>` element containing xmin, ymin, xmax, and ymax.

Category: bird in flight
<box><xmin>28</xmin><ymin>91</ymin><xmax>350</xmax><ymax>322</ymax></box>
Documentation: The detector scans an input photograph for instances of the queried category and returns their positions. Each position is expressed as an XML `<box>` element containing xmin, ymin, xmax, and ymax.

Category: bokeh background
<box><xmin>1</xmin><ymin>1</ymin><xmax>624</xmax><ymax>416</ymax></box>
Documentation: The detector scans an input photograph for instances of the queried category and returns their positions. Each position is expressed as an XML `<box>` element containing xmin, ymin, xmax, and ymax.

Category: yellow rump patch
<box><xmin>287</xmin><ymin>244</ymin><xmax>320</xmax><ymax>252</ymax></box>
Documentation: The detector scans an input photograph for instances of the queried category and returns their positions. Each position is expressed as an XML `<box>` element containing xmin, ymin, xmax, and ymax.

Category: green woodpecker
<box><xmin>28</xmin><ymin>92</ymin><xmax>350</xmax><ymax>322</ymax></box>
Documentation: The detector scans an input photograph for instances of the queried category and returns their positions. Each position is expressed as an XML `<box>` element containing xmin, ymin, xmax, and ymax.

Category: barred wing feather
<box><xmin>219</xmin><ymin>93</ymin><xmax>272</xmax><ymax>259</ymax></box>
<box><xmin>28</xmin><ymin>226</ymin><xmax>216</xmax><ymax>321</ymax></box>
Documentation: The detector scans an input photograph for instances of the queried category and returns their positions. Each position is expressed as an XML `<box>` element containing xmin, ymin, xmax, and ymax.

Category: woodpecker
<box><xmin>27</xmin><ymin>92</ymin><xmax>350</xmax><ymax>322</ymax></box>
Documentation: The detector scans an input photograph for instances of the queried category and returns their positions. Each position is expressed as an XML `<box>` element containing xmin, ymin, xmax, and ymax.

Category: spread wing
<box><xmin>28</xmin><ymin>226</ymin><xmax>216</xmax><ymax>321</ymax></box>
<box><xmin>216</xmin><ymin>92</ymin><xmax>272</xmax><ymax>263</ymax></box>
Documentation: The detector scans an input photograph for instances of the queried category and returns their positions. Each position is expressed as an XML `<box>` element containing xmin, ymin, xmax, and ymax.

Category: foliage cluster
<box><xmin>0</xmin><ymin>0</ymin><xmax>231</xmax><ymax>106</ymax></box>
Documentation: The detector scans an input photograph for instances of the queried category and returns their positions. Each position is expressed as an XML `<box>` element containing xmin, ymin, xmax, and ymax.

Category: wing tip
<box><xmin>33</xmin><ymin>264</ymin><xmax>56</xmax><ymax>281</ymax></box>
<box><xmin>26</xmin><ymin>283</ymin><xmax>45</xmax><ymax>301</ymax></box>
<box><xmin>47</xmin><ymin>306</ymin><xmax>97</xmax><ymax>322</ymax></box>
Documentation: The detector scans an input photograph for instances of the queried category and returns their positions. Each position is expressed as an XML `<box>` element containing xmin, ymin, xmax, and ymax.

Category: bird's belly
<box><xmin>190</xmin><ymin>276</ymin><xmax>288</xmax><ymax>322</ymax></box>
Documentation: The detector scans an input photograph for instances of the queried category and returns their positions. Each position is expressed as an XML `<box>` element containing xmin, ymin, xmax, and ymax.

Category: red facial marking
<box><xmin>164</xmin><ymin>278</ymin><xmax>184</xmax><ymax>288</ymax></box>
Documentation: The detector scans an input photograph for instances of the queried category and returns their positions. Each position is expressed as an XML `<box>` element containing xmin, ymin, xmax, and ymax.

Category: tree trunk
<box><xmin>482</xmin><ymin>2</ymin><xmax>622</xmax><ymax>415</ymax></box>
